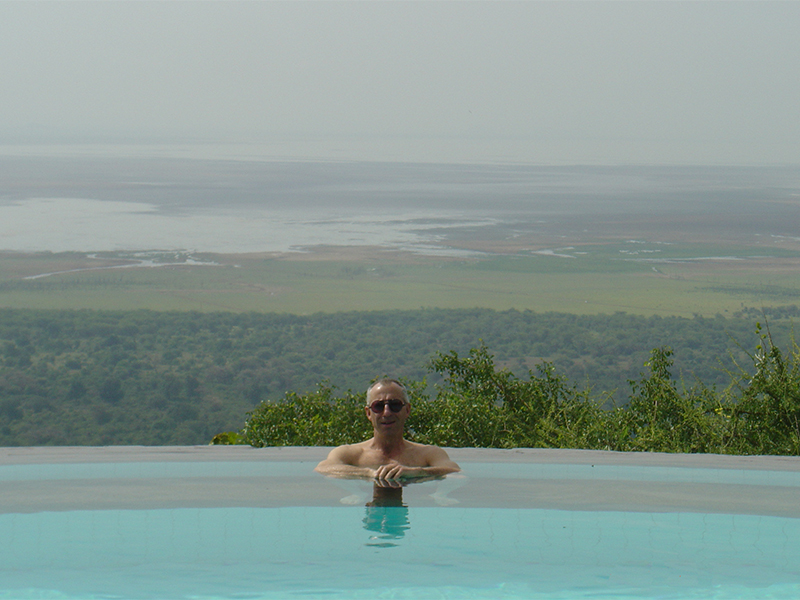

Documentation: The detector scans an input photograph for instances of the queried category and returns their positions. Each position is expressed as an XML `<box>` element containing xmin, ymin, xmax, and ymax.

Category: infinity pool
<box><xmin>1</xmin><ymin>447</ymin><xmax>799</xmax><ymax>599</ymax></box>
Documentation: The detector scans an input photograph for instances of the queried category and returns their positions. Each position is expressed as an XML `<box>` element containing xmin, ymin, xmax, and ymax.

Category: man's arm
<box><xmin>374</xmin><ymin>446</ymin><xmax>460</xmax><ymax>480</ymax></box>
<box><xmin>315</xmin><ymin>445</ymin><xmax>376</xmax><ymax>479</ymax></box>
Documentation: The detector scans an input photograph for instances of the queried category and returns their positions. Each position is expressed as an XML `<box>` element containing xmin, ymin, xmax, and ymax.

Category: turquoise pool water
<box><xmin>1</xmin><ymin>452</ymin><xmax>799</xmax><ymax>599</ymax></box>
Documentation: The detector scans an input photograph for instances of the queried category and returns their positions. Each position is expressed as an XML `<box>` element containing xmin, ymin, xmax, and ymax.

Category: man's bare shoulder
<box><xmin>315</xmin><ymin>442</ymin><xmax>367</xmax><ymax>470</ymax></box>
<box><xmin>404</xmin><ymin>441</ymin><xmax>460</xmax><ymax>469</ymax></box>
<box><xmin>405</xmin><ymin>440</ymin><xmax>445</xmax><ymax>454</ymax></box>
<box><xmin>333</xmin><ymin>441</ymin><xmax>370</xmax><ymax>459</ymax></box>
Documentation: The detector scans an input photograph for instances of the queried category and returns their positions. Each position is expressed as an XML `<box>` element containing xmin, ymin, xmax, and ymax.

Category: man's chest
<box><xmin>358</xmin><ymin>448</ymin><xmax>426</xmax><ymax>468</ymax></box>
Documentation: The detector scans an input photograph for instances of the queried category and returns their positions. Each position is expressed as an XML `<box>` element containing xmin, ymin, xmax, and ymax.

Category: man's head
<box><xmin>365</xmin><ymin>379</ymin><xmax>410</xmax><ymax>435</ymax></box>
<box><xmin>366</xmin><ymin>379</ymin><xmax>407</xmax><ymax>404</ymax></box>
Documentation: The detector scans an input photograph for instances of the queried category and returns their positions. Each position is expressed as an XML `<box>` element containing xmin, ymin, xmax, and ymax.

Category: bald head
<box><xmin>366</xmin><ymin>378</ymin><xmax>408</xmax><ymax>404</ymax></box>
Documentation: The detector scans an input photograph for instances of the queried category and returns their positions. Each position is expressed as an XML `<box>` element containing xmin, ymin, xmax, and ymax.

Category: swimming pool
<box><xmin>1</xmin><ymin>446</ymin><xmax>799</xmax><ymax>599</ymax></box>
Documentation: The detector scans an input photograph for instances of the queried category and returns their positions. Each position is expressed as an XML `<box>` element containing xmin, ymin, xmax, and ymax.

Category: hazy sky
<box><xmin>1</xmin><ymin>1</ymin><xmax>798</xmax><ymax>165</ymax></box>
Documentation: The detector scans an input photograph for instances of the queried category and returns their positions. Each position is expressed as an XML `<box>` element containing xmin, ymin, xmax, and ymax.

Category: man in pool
<box><xmin>315</xmin><ymin>378</ymin><xmax>461</xmax><ymax>481</ymax></box>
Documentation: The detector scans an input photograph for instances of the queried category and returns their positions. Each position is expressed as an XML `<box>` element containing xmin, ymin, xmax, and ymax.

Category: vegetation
<box><xmin>239</xmin><ymin>331</ymin><xmax>800</xmax><ymax>455</ymax></box>
<box><xmin>0</xmin><ymin>306</ymin><xmax>797</xmax><ymax>450</ymax></box>
<box><xmin>5</xmin><ymin>241</ymin><xmax>800</xmax><ymax>317</ymax></box>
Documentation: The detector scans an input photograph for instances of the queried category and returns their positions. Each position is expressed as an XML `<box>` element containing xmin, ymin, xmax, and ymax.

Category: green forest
<box><xmin>0</xmin><ymin>306</ymin><xmax>797</xmax><ymax>448</ymax></box>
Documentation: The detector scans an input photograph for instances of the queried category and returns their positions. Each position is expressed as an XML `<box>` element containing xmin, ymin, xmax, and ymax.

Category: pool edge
<box><xmin>2</xmin><ymin>445</ymin><xmax>799</xmax><ymax>472</ymax></box>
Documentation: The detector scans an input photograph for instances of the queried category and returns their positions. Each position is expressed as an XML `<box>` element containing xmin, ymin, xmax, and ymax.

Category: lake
<box><xmin>2</xmin><ymin>150</ymin><xmax>798</xmax><ymax>255</ymax></box>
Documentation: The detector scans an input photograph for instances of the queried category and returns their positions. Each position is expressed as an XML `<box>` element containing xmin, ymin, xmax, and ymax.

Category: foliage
<box><xmin>617</xmin><ymin>347</ymin><xmax>731</xmax><ymax>453</ymax></box>
<box><xmin>242</xmin><ymin>384</ymin><xmax>372</xmax><ymax>447</ymax></box>
<box><xmin>724</xmin><ymin>323</ymin><xmax>800</xmax><ymax>455</ymax></box>
<box><xmin>0</xmin><ymin>307</ymin><xmax>797</xmax><ymax>449</ymax></box>
<box><xmin>240</xmin><ymin>338</ymin><xmax>800</xmax><ymax>456</ymax></box>
<box><xmin>412</xmin><ymin>346</ymin><xmax>609</xmax><ymax>449</ymax></box>
<box><xmin>209</xmin><ymin>431</ymin><xmax>244</xmax><ymax>445</ymax></box>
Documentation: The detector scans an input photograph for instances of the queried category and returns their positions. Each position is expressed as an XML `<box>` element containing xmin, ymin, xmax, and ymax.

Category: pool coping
<box><xmin>3</xmin><ymin>446</ymin><xmax>800</xmax><ymax>516</ymax></box>
<box><xmin>2</xmin><ymin>445</ymin><xmax>800</xmax><ymax>471</ymax></box>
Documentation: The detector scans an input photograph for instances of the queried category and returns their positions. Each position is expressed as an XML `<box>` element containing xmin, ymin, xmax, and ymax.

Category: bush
<box><xmin>619</xmin><ymin>347</ymin><xmax>731</xmax><ymax>453</ymax></box>
<box><xmin>725</xmin><ymin>323</ymin><xmax>800</xmax><ymax>455</ymax></box>
<box><xmin>226</xmin><ymin>331</ymin><xmax>800</xmax><ymax>456</ymax></box>
<box><xmin>242</xmin><ymin>383</ymin><xmax>371</xmax><ymax>447</ymax></box>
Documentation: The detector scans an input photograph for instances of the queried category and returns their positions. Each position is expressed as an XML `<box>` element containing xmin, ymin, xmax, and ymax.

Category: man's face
<box><xmin>365</xmin><ymin>382</ymin><xmax>410</xmax><ymax>434</ymax></box>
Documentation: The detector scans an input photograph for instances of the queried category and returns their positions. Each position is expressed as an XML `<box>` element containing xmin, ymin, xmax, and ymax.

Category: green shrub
<box><xmin>725</xmin><ymin>324</ymin><xmax>800</xmax><ymax>455</ymax></box>
<box><xmin>416</xmin><ymin>345</ymin><xmax>609</xmax><ymax>449</ymax></box>
<box><xmin>412</xmin><ymin>346</ymin><xmax>512</xmax><ymax>447</ymax></box>
<box><xmin>620</xmin><ymin>347</ymin><xmax>731</xmax><ymax>453</ymax></box>
<box><xmin>226</xmin><ymin>330</ymin><xmax>800</xmax><ymax>456</ymax></box>
<box><xmin>242</xmin><ymin>383</ymin><xmax>370</xmax><ymax>447</ymax></box>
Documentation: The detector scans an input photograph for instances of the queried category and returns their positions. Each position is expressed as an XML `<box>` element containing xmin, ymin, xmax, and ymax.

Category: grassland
<box><xmin>3</xmin><ymin>231</ymin><xmax>800</xmax><ymax>317</ymax></box>
<box><xmin>3</xmin><ymin>159</ymin><xmax>798</xmax><ymax>316</ymax></box>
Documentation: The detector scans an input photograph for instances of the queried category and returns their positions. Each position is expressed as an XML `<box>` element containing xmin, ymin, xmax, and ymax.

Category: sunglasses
<box><xmin>367</xmin><ymin>399</ymin><xmax>406</xmax><ymax>414</ymax></box>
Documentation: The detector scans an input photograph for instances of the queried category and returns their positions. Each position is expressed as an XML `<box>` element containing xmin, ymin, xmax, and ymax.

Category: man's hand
<box><xmin>373</xmin><ymin>461</ymin><xmax>421</xmax><ymax>481</ymax></box>
<box><xmin>372</xmin><ymin>476</ymin><xmax>404</xmax><ymax>488</ymax></box>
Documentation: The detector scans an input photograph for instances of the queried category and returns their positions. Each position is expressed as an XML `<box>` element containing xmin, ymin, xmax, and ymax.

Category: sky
<box><xmin>0</xmin><ymin>1</ymin><xmax>798</xmax><ymax>165</ymax></box>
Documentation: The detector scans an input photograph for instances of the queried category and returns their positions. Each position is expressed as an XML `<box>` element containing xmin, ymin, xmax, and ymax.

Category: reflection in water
<box><xmin>320</xmin><ymin>473</ymin><xmax>467</xmax><ymax>548</ymax></box>
<box><xmin>362</xmin><ymin>484</ymin><xmax>410</xmax><ymax>548</ymax></box>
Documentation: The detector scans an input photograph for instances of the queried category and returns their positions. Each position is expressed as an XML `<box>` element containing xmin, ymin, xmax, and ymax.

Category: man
<box><xmin>315</xmin><ymin>378</ymin><xmax>460</xmax><ymax>480</ymax></box>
